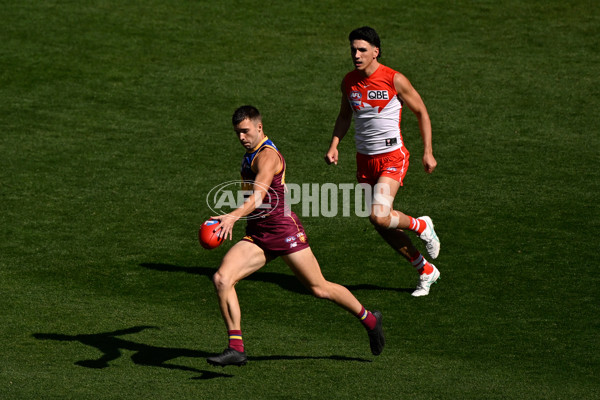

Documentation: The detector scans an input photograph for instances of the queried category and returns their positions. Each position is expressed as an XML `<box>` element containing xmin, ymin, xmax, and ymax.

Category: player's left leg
<box><xmin>281</xmin><ymin>247</ymin><xmax>384</xmax><ymax>355</ymax></box>
<box><xmin>282</xmin><ymin>247</ymin><xmax>360</xmax><ymax>313</ymax></box>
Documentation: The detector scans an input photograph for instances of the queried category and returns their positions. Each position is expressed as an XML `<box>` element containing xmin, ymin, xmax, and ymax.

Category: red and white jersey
<box><xmin>343</xmin><ymin>64</ymin><xmax>406</xmax><ymax>155</ymax></box>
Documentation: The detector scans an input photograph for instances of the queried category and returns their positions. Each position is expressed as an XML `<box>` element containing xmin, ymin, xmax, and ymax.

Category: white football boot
<box><xmin>411</xmin><ymin>265</ymin><xmax>440</xmax><ymax>297</ymax></box>
<box><xmin>418</xmin><ymin>216</ymin><xmax>440</xmax><ymax>259</ymax></box>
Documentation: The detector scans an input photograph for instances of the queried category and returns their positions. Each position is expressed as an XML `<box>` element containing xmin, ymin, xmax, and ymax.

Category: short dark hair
<box><xmin>232</xmin><ymin>105</ymin><xmax>262</xmax><ymax>126</ymax></box>
<box><xmin>348</xmin><ymin>26</ymin><xmax>382</xmax><ymax>59</ymax></box>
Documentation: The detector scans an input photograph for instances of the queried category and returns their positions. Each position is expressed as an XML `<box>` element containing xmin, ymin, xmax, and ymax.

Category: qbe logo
<box><xmin>367</xmin><ymin>90</ymin><xmax>389</xmax><ymax>100</ymax></box>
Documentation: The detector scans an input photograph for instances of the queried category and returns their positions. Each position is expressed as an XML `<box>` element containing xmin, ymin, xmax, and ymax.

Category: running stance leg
<box><xmin>282</xmin><ymin>247</ymin><xmax>384</xmax><ymax>355</ymax></box>
<box><xmin>368</xmin><ymin>176</ymin><xmax>441</xmax><ymax>295</ymax></box>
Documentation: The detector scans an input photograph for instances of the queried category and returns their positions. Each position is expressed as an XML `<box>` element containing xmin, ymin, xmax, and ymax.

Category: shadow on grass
<box><xmin>33</xmin><ymin>326</ymin><xmax>371</xmax><ymax>380</ymax></box>
<box><xmin>141</xmin><ymin>262</ymin><xmax>309</xmax><ymax>295</ymax></box>
<box><xmin>345</xmin><ymin>283</ymin><xmax>414</xmax><ymax>294</ymax></box>
<box><xmin>140</xmin><ymin>263</ymin><xmax>411</xmax><ymax>294</ymax></box>
<box><xmin>33</xmin><ymin>326</ymin><xmax>232</xmax><ymax>380</ymax></box>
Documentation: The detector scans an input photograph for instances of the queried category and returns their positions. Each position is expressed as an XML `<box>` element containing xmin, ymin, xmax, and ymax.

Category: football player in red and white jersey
<box><xmin>325</xmin><ymin>26</ymin><xmax>441</xmax><ymax>297</ymax></box>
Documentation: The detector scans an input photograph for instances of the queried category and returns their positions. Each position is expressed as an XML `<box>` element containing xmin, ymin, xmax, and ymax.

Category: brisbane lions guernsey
<box><xmin>240</xmin><ymin>136</ymin><xmax>288</xmax><ymax>224</ymax></box>
<box><xmin>343</xmin><ymin>64</ymin><xmax>408</xmax><ymax>156</ymax></box>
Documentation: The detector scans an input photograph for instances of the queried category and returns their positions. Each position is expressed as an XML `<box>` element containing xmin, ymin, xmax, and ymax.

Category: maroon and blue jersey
<box><xmin>240</xmin><ymin>136</ymin><xmax>287</xmax><ymax>223</ymax></box>
<box><xmin>240</xmin><ymin>136</ymin><xmax>309</xmax><ymax>256</ymax></box>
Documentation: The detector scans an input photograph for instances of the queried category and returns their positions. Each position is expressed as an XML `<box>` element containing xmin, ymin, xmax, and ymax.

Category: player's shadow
<box><xmin>140</xmin><ymin>262</ymin><xmax>309</xmax><ymax>295</ymax></box>
<box><xmin>33</xmin><ymin>326</ymin><xmax>232</xmax><ymax>380</ymax></box>
<box><xmin>345</xmin><ymin>283</ymin><xmax>414</xmax><ymax>294</ymax></box>
<box><xmin>33</xmin><ymin>326</ymin><xmax>371</xmax><ymax>378</ymax></box>
<box><xmin>140</xmin><ymin>263</ymin><xmax>410</xmax><ymax>293</ymax></box>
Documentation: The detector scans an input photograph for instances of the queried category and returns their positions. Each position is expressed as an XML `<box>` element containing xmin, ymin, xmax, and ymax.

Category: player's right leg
<box><xmin>207</xmin><ymin>240</ymin><xmax>267</xmax><ymax>367</ymax></box>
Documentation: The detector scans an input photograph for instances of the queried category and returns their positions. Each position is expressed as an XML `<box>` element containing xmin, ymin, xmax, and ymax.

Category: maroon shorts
<box><xmin>242</xmin><ymin>212</ymin><xmax>310</xmax><ymax>257</ymax></box>
<box><xmin>356</xmin><ymin>148</ymin><xmax>409</xmax><ymax>187</ymax></box>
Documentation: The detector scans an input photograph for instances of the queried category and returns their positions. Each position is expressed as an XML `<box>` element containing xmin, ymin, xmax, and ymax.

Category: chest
<box><xmin>346</xmin><ymin>75</ymin><xmax>397</xmax><ymax>113</ymax></box>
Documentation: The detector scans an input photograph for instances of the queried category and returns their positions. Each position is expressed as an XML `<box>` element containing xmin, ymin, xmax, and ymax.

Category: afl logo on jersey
<box><xmin>367</xmin><ymin>90</ymin><xmax>389</xmax><ymax>100</ymax></box>
<box><xmin>350</xmin><ymin>90</ymin><xmax>362</xmax><ymax>107</ymax></box>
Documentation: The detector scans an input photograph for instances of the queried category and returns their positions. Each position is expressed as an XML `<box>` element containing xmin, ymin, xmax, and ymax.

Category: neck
<box><xmin>248</xmin><ymin>136</ymin><xmax>268</xmax><ymax>152</ymax></box>
<box><xmin>360</xmin><ymin>61</ymin><xmax>380</xmax><ymax>77</ymax></box>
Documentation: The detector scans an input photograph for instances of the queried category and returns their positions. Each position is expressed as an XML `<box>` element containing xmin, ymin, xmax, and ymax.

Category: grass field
<box><xmin>1</xmin><ymin>0</ymin><xmax>599</xmax><ymax>399</ymax></box>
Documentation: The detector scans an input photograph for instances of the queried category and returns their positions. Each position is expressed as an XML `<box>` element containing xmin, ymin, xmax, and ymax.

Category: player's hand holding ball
<box><xmin>198</xmin><ymin>219</ymin><xmax>224</xmax><ymax>250</ymax></box>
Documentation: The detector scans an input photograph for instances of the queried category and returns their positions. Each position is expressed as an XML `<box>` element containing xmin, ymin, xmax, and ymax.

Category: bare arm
<box><xmin>325</xmin><ymin>83</ymin><xmax>353</xmax><ymax>165</ymax></box>
<box><xmin>394</xmin><ymin>73</ymin><xmax>437</xmax><ymax>174</ymax></box>
<box><xmin>212</xmin><ymin>148</ymin><xmax>281</xmax><ymax>240</ymax></box>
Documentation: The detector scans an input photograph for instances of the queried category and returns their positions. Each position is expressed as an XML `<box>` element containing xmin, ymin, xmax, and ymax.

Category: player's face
<box><xmin>234</xmin><ymin>118</ymin><xmax>264</xmax><ymax>150</ymax></box>
<box><xmin>350</xmin><ymin>39</ymin><xmax>379</xmax><ymax>73</ymax></box>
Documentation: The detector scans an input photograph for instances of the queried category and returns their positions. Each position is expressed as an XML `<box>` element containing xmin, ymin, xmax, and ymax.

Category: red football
<box><xmin>199</xmin><ymin>219</ymin><xmax>224</xmax><ymax>250</ymax></box>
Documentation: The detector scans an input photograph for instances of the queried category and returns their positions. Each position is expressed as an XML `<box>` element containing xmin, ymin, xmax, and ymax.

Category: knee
<box><xmin>369</xmin><ymin>213</ymin><xmax>389</xmax><ymax>229</ymax></box>
<box><xmin>212</xmin><ymin>271</ymin><xmax>233</xmax><ymax>292</ymax></box>
<box><xmin>309</xmin><ymin>283</ymin><xmax>331</xmax><ymax>300</ymax></box>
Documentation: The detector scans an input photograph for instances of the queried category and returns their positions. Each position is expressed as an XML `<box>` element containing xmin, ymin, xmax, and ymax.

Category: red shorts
<box><xmin>242</xmin><ymin>211</ymin><xmax>310</xmax><ymax>257</ymax></box>
<box><xmin>356</xmin><ymin>148</ymin><xmax>409</xmax><ymax>187</ymax></box>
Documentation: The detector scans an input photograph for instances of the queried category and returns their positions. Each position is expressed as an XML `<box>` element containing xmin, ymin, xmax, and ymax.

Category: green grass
<box><xmin>1</xmin><ymin>0</ymin><xmax>599</xmax><ymax>399</ymax></box>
